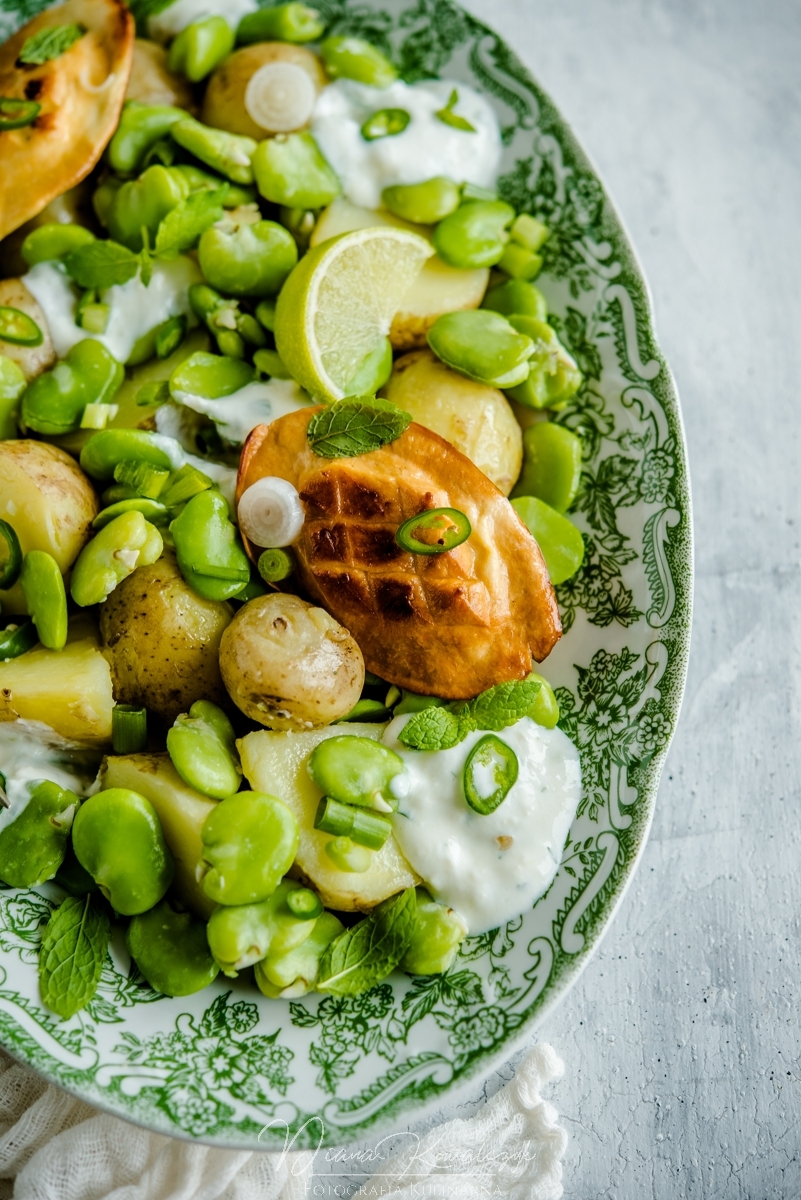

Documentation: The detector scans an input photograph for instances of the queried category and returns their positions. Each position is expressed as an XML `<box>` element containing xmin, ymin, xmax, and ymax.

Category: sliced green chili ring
<box><xmin>361</xmin><ymin>108</ymin><xmax>410</xmax><ymax>141</ymax></box>
<box><xmin>0</xmin><ymin>97</ymin><xmax>41</xmax><ymax>130</ymax></box>
<box><xmin>0</xmin><ymin>620</ymin><xmax>37</xmax><ymax>661</ymax></box>
<box><xmin>0</xmin><ymin>306</ymin><xmax>43</xmax><ymax>347</ymax></box>
<box><xmin>462</xmin><ymin>734</ymin><xmax>518</xmax><ymax>816</ymax></box>
<box><xmin>286</xmin><ymin>888</ymin><xmax>323</xmax><ymax>920</ymax></box>
<box><xmin>0</xmin><ymin>521</ymin><xmax>22</xmax><ymax>589</ymax></box>
<box><xmin>395</xmin><ymin>507</ymin><xmax>471</xmax><ymax>555</ymax></box>
<box><xmin>112</xmin><ymin>705</ymin><xmax>148</xmax><ymax>754</ymax></box>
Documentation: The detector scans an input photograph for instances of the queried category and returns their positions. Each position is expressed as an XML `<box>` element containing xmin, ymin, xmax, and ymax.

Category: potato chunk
<box><xmin>381</xmin><ymin>349</ymin><xmax>523</xmax><ymax>495</ymax></box>
<box><xmin>100</xmin><ymin>752</ymin><xmax>216</xmax><ymax>917</ymax></box>
<box><xmin>126</xmin><ymin>39</ymin><xmax>194</xmax><ymax>109</ymax></box>
<box><xmin>239</xmin><ymin>724</ymin><xmax>419</xmax><ymax>912</ymax></box>
<box><xmin>0</xmin><ymin>633</ymin><xmax>113</xmax><ymax>743</ymax></box>
<box><xmin>0</xmin><ymin>279</ymin><xmax>55</xmax><ymax>382</ymax></box>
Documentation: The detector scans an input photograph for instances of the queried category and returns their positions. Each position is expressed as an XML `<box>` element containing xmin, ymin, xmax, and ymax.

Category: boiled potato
<box><xmin>239</xmin><ymin>725</ymin><xmax>419</xmax><ymax>911</ymax></box>
<box><xmin>0</xmin><ymin>183</ymin><xmax>93</xmax><ymax>279</ymax></box>
<box><xmin>126</xmin><ymin>39</ymin><xmax>195</xmax><ymax>109</ymax></box>
<box><xmin>220</xmin><ymin>593</ymin><xmax>363</xmax><ymax>730</ymax></box>
<box><xmin>99</xmin><ymin>554</ymin><xmax>233</xmax><ymax>724</ymax></box>
<box><xmin>202</xmin><ymin>44</ymin><xmax>327</xmax><ymax>140</ymax></box>
<box><xmin>101</xmin><ymin>753</ymin><xmax>216</xmax><ymax>918</ymax></box>
<box><xmin>311</xmin><ymin>198</ymin><xmax>489</xmax><ymax>351</ymax></box>
<box><xmin>381</xmin><ymin>349</ymin><xmax>523</xmax><ymax>495</ymax></box>
<box><xmin>0</xmin><ymin>439</ymin><xmax>98</xmax><ymax>613</ymax></box>
<box><xmin>0</xmin><ymin>631</ymin><xmax>113</xmax><ymax>743</ymax></box>
<box><xmin>0</xmin><ymin>279</ymin><xmax>55</xmax><ymax>381</ymax></box>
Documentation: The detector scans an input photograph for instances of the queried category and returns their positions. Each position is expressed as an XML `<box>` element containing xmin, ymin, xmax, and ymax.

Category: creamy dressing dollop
<box><xmin>383</xmin><ymin>714</ymin><xmax>582</xmax><ymax>934</ymax></box>
<box><xmin>0</xmin><ymin>720</ymin><xmax>101</xmax><ymax>823</ymax></box>
<box><xmin>147</xmin><ymin>0</ymin><xmax>257</xmax><ymax>42</ymax></box>
<box><xmin>171</xmin><ymin>378</ymin><xmax>312</xmax><ymax>445</ymax></box>
<box><xmin>312</xmin><ymin>78</ymin><xmax>502</xmax><ymax>210</ymax></box>
<box><xmin>23</xmin><ymin>258</ymin><xmax>201</xmax><ymax>364</ymax></box>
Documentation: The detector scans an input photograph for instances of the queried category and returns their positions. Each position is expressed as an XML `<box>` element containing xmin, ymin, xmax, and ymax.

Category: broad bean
<box><xmin>167</xmin><ymin>700</ymin><xmax>241</xmax><ymax>800</ymax></box>
<box><xmin>525</xmin><ymin>672</ymin><xmax>560</xmax><ymax>729</ymax></box>
<box><xmin>171</xmin><ymin>118</ymin><xmax>257</xmax><ymax>186</ymax></box>
<box><xmin>168</xmin><ymin>17</ymin><xmax>234</xmax><ymax>83</ymax></box>
<box><xmin>399</xmin><ymin>887</ymin><xmax>467</xmax><ymax>975</ymax></box>
<box><xmin>504</xmin><ymin>316</ymin><xmax>583</xmax><ymax>409</ymax></box>
<box><xmin>432</xmin><ymin>200</ymin><xmax>515</xmax><ymax>269</ymax></box>
<box><xmin>206</xmin><ymin>879</ymin><xmax>315</xmax><ymax>975</ymax></box>
<box><xmin>170</xmin><ymin>489</ymin><xmax>250</xmax><ymax>601</ymax></box>
<box><xmin>512</xmin><ymin>422</ymin><xmax>582</xmax><ymax>513</ymax></box>
<box><xmin>70</xmin><ymin>511</ymin><xmax>163</xmax><ymax>607</ymax></box>
<box><xmin>199</xmin><ymin>791</ymin><xmax>299</xmax><ymax>905</ymax></box>
<box><xmin>20</xmin><ymin>552</ymin><xmax>67</xmax><ymax>650</ymax></box>
<box><xmin>511</xmin><ymin>495</ymin><xmax>585</xmax><ymax>585</ymax></box>
<box><xmin>381</xmin><ymin>176</ymin><xmax>460</xmax><ymax>224</ymax></box>
<box><xmin>127</xmin><ymin>899</ymin><xmax>219</xmax><ymax>996</ymax></box>
<box><xmin>482</xmin><ymin>278</ymin><xmax>547</xmax><ymax>322</ymax></box>
<box><xmin>170</xmin><ymin>347</ymin><xmax>254</xmax><ymax>398</ymax></box>
<box><xmin>252</xmin><ymin>132</ymin><xmax>340</xmax><ymax>209</ymax></box>
<box><xmin>107</xmin><ymin>102</ymin><xmax>186</xmax><ymax>175</ymax></box>
<box><xmin>320</xmin><ymin>36</ymin><xmax>397</xmax><ymax>87</ymax></box>
<box><xmin>21</xmin><ymin>223</ymin><xmax>96</xmax><ymax>267</ymax></box>
<box><xmin>72</xmin><ymin>788</ymin><xmax>174</xmax><ymax>915</ymax></box>
<box><xmin>427</xmin><ymin>309</ymin><xmax>533</xmax><ymax>388</ymax></box>
<box><xmin>237</xmin><ymin>3</ymin><xmax>325</xmax><ymax>45</ymax></box>
<box><xmin>22</xmin><ymin>340</ymin><xmax>124</xmax><ymax>435</ymax></box>
<box><xmin>0</xmin><ymin>780</ymin><xmax>78</xmax><ymax>888</ymax></box>
<box><xmin>107</xmin><ymin>164</ymin><xmax>188</xmax><ymax>252</ymax></box>
<box><xmin>255</xmin><ymin>910</ymin><xmax>343</xmax><ymax>997</ymax></box>
<box><xmin>198</xmin><ymin>220</ymin><xmax>298</xmax><ymax>297</ymax></box>
<box><xmin>307</xmin><ymin>735</ymin><xmax>406</xmax><ymax>809</ymax></box>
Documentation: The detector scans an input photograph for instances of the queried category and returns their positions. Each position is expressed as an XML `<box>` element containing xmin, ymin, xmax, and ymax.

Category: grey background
<box><xmin>317</xmin><ymin>0</ymin><xmax>801</xmax><ymax>1195</ymax></box>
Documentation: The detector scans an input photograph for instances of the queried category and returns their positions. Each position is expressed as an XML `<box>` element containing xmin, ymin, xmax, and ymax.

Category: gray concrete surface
<box><xmin>315</xmin><ymin>1</ymin><xmax>801</xmax><ymax>1194</ymax></box>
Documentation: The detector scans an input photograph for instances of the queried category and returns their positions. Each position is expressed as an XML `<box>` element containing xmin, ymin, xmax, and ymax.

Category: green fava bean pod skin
<box><xmin>512</xmin><ymin>422</ymin><xmax>583</xmax><ymax>513</ymax></box>
<box><xmin>427</xmin><ymin>310</ymin><xmax>533</xmax><ymax>388</ymax></box>
<box><xmin>237</xmin><ymin>3</ymin><xmax>326</xmax><ymax>45</ymax></box>
<box><xmin>22</xmin><ymin>340</ymin><xmax>124</xmax><ymax>436</ymax></box>
<box><xmin>80</xmin><ymin>430</ymin><xmax>174</xmax><ymax>480</ymax></box>
<box><xmin>170</xmin><ymin>490</ymin><xmax>250</xmax><ymax>602</ymax></box>
<box><xmin>71</xmin><ymin>512</ymin><xmax>163</xmax><ymax>607</ymax></box>
<box><xmin>20</xmin><ymin>552</ymin><xmax>67</xmax><ymax>650</ymax></box>
<box><xmin>198</xmin><ymin>221</ymin><xmax>298</xmax><ymax>298</ymax></box>
<box><xmin>381</xmin><ymin>177</ymin><xmax>461</xmax><ymax>225</ymax></box>
<box><xmin>207</xmin><ymin>879</ymin><xmax>315</xmax><ymax>976</ymax></box>
<box><xmin>255</xmin><ymin>910</ymin><xmax>344</xmax><ymax>998</ymax></box>
<box><xmin>0</xmin><ymin>780</ymin><xmax>79</xmax><ymax>888</ymax></box>
<box><xmin>399</xmin><ymin>887</ymin><xmax>467</xmax><ymax>976</ymax></box>
<box><xmin>482</xmin><ymin>278</ymin><xmax>548</xmax><ymax>322</ymax></box>
<box><xmin>512</xmin><ymin>495</ymin><xmax>585</xmax><ymax>585</ymax></box>
<box><xmin>167</xmin><ymin>700</ymin><xmax>242</xmax><ymax>800</ymax></box>
<box><xmin>72</xmin><ymin>788</ymin><xmax>175</xmax><ymax>916</ymax></box>
<box><xmin>0</xmin><ymin>355</ymin><xmax>25</xmax><ymax>438</ymax></box>
<box><xmin>432</xmin><ymin>200</ymin><xmax>515</xmax><ymax>269</ymax></box>
<box><xmin>171</xmin><ymin>119</ymin><xmax>257</xmax><ymax>186</ymax></box>
<box><xmin>320</xmin><ymin>36</ymin><xmax>397</xmax><ymax>87</ymax></box>
<box><xmin>107</xmin><ymin>102</ymin><xmax>187</xmax><ymax>175</ymax></box>
<box><xmin>21</xmin><ymin>223</ymin><xmax>96</xmax><ymax>267</ymax></box>
<box><xmin>127</xmin><ymin>899</ymin><xmax>219</xmax><ymax>996</ymax></box>
<box><xmin>168</xmin><ymin>17</ymin><xmax>234</xmax><ymax>83</ymax></box>
<box><xmin>107</xmin><ymin>165</ymin><xmax>188</xmax><ymax>252</ymax></box>
<box><xmin>307</xmin><ymin>735</ymin><xmax>407</xmax><ymax>808</ymax></box>
<box><xmin>252</xmin><ymin>132</ymin><xmax>340</xmax><ymax>209</ymax></box>
<box><xmin>199</xmin><ymin>792</ymin><xmax>300</xmax><ymax>906</ymax></box>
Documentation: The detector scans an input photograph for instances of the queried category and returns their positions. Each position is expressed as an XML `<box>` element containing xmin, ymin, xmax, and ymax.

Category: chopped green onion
<box><xmin>0</xmin><ymin>620</ymin><xmax>37</xmax><ymax>660</ymax></box>
<box><xmin>112</xmin><ymin>705</ymin><xmax>148</xmax><ymax>754</ymax></box>
<box><xmin>497</xmin><ymin>243</ymin><xmax>542</xmax><ymax>281</ymax></box>
<box><xmin>135</xmin><ymin>380</ymin><xmax>170</xmax><ymax>407</ymax></box>
<box><xmin>0</xmin><ymin>97</ymin><xmax>41</xmax><ymax>131</ymax></box>
<box><xmin>462</xmin><ymin>734</ymin><xmax>518</xmax><ymax>815</ymax></box>
<box><xmin>160</xmin><ymin>464</ymin><xmax>213</xmax><ymax>507</ymax></box>
<box><xmin>395</xmin><ymin>507</ymin><xmax>471</xmax><ymax>555</ymax></box>
<box><xmin>315</xmin><ymin>795</ymin><xmax>392</xmax><ymax>850</ymax></box>
<box><xmin>113</xmin><ymin>460</ymin><xmax>170</xmax><ymax>499</ymax></box>
<box><xmin>257</xmin><ymin>547</ymin><xmax>294</xmax><ymax>583</ymax></box>
<box><xmin>77</xmin><ymin>301</ymin><xmax>110</xmax><ymax>334</ymax></box>
<box><xmin>509</xmin><ymin>213</ymin><xmax>549</xmax><ymax>252</ymax></box>
<box><xmin>361</xmin><ymin>107</ymin><xmax>410</xmax><ymax>141</ymax></box>
<box><xmin>0</xmin><ymin>306</ymin><xmax>42</xmax><ymax>347</ymax></box>
<box><xmin>155</xmin><ymin>314</ymin><xmax>187</xmax><ymax>360</ymax></box>
<box><xmin>323</xmin><ymin>835</ymin><xmax>372</xmax><ymax>873</ymax></box>
<box><xmin>80</xmin><ymin>403</ymin><xmax>118</xmax><ymax>430</ymax></box>
<box><xmin>461</xmin><ymin>182</ymin><xmax>498</xmax><ymax>202</ymax></box>
<box><xmin>286</xmin><ymin>888</ymin><xmax>323</xmax><ymax>919</ymax></box>
<box><xmin>0</xmin><ymin>520</ymin><xmax>22</xmax><ymax>589</ymax></box>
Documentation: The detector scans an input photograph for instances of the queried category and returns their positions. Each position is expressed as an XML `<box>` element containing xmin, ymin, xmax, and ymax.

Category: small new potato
<box><xmin>126</xmin><ymin>38</ymin><xmax>195</xmax><ymax>109</ymax></box>
<box><xmin>0</xmin><ymin>279</ymin><xmax>55</xmax><ymax>382</ymax></box>
<box><xmin>220</xmin><ymin>593</ymin><xmax>364</xmax><ymax>730</ymax></box>
<box><xmin>99</xmin><ymin>553</ymin><xmax>233</xmax><ymax>724</ymax></box>
<box><xmin>380</xmin><ymin>349</ymin><xmax>523</xmax><ymax>495</ymax></box>
<box><xmin>0</xmin><ymin>439</ymin><xmax>97</xmax><ymax>613</ymax></box>
<box><xmin>202</xmin><ymin>43</ymin><xmax>327</xmax><ymax>140</ymax></box>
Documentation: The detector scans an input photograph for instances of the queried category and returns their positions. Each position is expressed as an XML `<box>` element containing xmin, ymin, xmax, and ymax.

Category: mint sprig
<box><xmin>399</xmin><ymin>676</ymin><xmax>543</xmax><ymax>751</ymax></box>
<box><xmin>307</xmin><ymin>398</ymin><xmax>412</xmax><ymax>458</ymax></box>
<box><xmin>317</xmin><ymin>887</ymin><xmax>416</xmax><ymax>995</ymax></box>
<box><xmin>39</xmin><ymin>894</ymin><xmax>110</xmax><ymax>1019</ymax></box>
<box><xmin>154</xmin><ymin>186</ymin><xmax>228</xmax><ymax>258</ymax></box>
<box><xmin>19</xmin><ymin>22</ymin><xmax>85</xmax><ymax>65</ymax></box>
<box><xmin>64</xmin><ymin>241</ymin><xmax>141</xmax><ymax>290</ymax></box>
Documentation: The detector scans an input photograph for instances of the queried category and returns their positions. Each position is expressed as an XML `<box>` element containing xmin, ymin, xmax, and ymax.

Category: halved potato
<box><xmin>0</xmin><ymin>0</ymin><xmax>134</xmax><ymax>239</ymax></box>
<box><xmin>0</xmin><ymin>632</ymin><xmax>113</xmax><ymax>743</ymax></box>
<box><xmin>310</xmin><ymin>198</ymin><xmax>489</xmax><ymax>351</ymax></box>
<box><xmin>239</xmin><ymin>724</ymin><xmax>420</xmax><ymax>912</ymax></box>
<box><xmin>0</xmin><ymin>278</ymin><xmax>56</xmax><ymax>381</ymax></box>
<box><xmin>100</xmin><ymin>753</ymin><xmax>217</xmax><ymax>918</ymax></box>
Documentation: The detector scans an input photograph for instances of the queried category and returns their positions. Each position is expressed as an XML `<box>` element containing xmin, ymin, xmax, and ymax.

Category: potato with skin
<box><xmin>0</xmin><ymin>279</ymin><xmax>55</xmax><ymax>381</ymax></box>
<box><xmin>381</xmin><ymin>349</ymin><xmax>523</xmax><ymax>496</ymax></box>
<box><xmin>220</xmin><ymin>593</ymin><xmax>364</xmax><ymax>730</ymax></box>
<box><xmin>126</xmin><ymin>39</ymin><xmax>195</xmax><ymax>109</ymax></box>
<box><xmin>202</xmin><ymin>43</ymin><xmax>327</xmax><ymax>140</ymax></box>
<box><xmin>0</xmin><ymin>439</ymin><xmax>97</xmax><ymax>613</ymax></box>
<box><xmin>99</xmin><ymin>554</ymin><xmax>233</xmax><ymax>724</ymax></box>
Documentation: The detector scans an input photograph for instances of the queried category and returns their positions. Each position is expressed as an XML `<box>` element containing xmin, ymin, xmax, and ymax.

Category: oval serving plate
<box><xmin>0</xmin><ymin>0</ymin><xmax>691</xmax><ymax>1149</ymax></box>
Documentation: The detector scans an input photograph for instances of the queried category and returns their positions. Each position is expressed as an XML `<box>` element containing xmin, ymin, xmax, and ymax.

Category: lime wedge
<box><xmin>274</xmin><ymin>227</ymin><xmax>433</xmax><ymax>401</ymax></box>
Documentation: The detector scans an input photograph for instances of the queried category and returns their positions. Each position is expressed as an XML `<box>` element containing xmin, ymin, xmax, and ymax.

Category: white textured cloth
<box><xmin>0</xmin><ymin>1044</ymin><xmax>566</xmax><ymax>1200</ymax></box>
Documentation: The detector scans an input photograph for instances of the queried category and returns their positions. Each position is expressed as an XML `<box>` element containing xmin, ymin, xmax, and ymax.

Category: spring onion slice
<box><xmin>314</xmin><ymin>796</ymin><xmax>392</xmax><ymax>850</ymax></box>
<box><xmin>257</xmin><ymin>547</ymin><xmax>295</xmax><ymax>583</ymax></box>
<box><xmin>112</xmin><ymin>705</ymin><xmax>148</xmax><ymax>754</ymax></box>
<box><xmin>395</xmin><ymin>507</ymin><xmax>471</xmax><ymax>555</ymax></box>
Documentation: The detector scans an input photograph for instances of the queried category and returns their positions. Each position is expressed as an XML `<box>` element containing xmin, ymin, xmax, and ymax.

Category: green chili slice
<box><xmin>0</xmin><ymin>306</ymin><xmax>43</xmax><ymax>347</ymax></box>
<box><xmin>361</xmin><ymin>108</ymin><xmax>410</xmax><ymax>141</ymax></box>
<box><xmin>0</xmin><ymin>97</ymin><xmax>41</xmax><ymax>130</ymax></box>
<box><xmin>286</xmin><ymin>888</ymin><xmax>323</xmax><ymax>920</ymax></box>
<box><xmin>462</xmin><ymin>734</ymin><xmax>518</xmax><ymax>816</ymax></box>
<box><xmin>395</xmin><ymin>507</ymin><xmax>471</xmax><ymax>555</ymax></box>
<box><xmin>0</xmin><ymin>620</ymin><xmax>37</xmax><ymax>661</ymax></box>
<box><xmin>0</xmin><ymin>521</ymin><xmax>22</xmax><ymax>589</ymax></box>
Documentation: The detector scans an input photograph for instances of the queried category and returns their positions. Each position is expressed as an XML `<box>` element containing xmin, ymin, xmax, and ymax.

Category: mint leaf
<box><xmin>317</xmin><ymin>888</ymin><xmax>416</xmax><ymax>995</ymax></box>
<box><xmin>19</xmin><ymin>22</ymin><xmax>85</xmax><ymax>64</ymax></box>
<box><xmin>435</xmin><ymin>88</ymin><xmax>476</xmax><ymax>133</ymax></box>
<box><xmin>64</xmin><ymin>241</ymin><xmax>140</xmax><ymax>290</ymax></box>
<box><xmin>307</xmin><ymin>398</ymin><xmax>412</xmax><ymax>458</ymax></box>
<box><xmin>39</xmin><ymin>894</ymin><xmax>110</xmax><ymax>1019</ymax></box>
<box><xmin>399</xmin><ymin>677</ymin><xmax>544</xmax><ymax>751</ymax></box>
<box><xmin>463</xmin><ymin>677</ymin><xmax>542</xmax><ymax>732</ymax></box>
<box><xmin>398</xmin><ymin>706</ymin><xmax>466</xmax><ymax>751</ymax></box>
<box><xmin>155</xmin><ymin>186</ymin><xmax>228</xmax><ymax>258</ymax></box>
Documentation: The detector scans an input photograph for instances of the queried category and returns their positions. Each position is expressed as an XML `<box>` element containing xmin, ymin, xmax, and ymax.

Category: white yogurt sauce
<box><xmin>171</xmin><ymin>379</ymin><xmax>312</xmax><ymax>445</ymax></box>
<box><xmin>312</xmin><ymin>78</ymin><xmax>503</xmax><ymax>210</ymax></box>
<box><xmin>147</xmin><ymin>0</ymin><xmax>257</xmax><ymax>42</ymax></box>
<box><xmin>384</xmin><ymin>714</ymin><xmax>582</xmax><ymax>934</ymax></box>
<box><xmin>0</xmin><ymin>720</ymin><xmax>101</xmax><ymax>823</ymax></box>
<box><xmin>23</xmin><ymin>258</ymin><xmax>201</xmax><ymax>364</ymax></box>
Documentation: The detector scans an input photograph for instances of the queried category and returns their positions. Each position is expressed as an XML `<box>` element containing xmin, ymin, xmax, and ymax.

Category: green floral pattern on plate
<box><xmin>0</xmin><ymin>0</ymin><xmax>692</xmax><ymax>1148</ymax></box>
